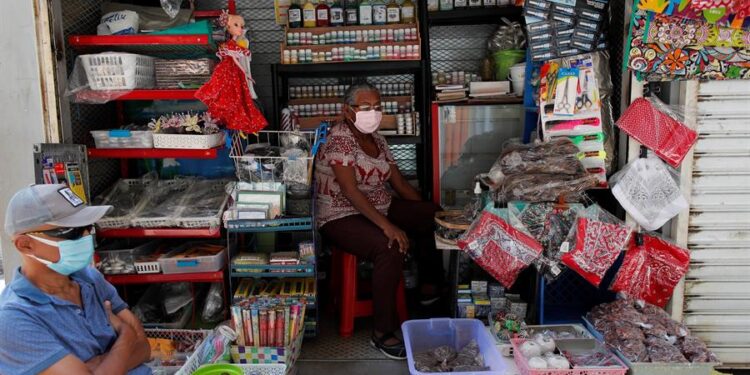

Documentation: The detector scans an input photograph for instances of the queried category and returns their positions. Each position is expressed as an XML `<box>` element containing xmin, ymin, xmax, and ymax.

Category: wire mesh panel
<box><xmin>389</xmin><ymin>144</ymin><xmax>418</xmax><ymax>178</ymax></box>
<box><xmin>429</xmin><ymin>24</ymin><xmax>497</xmax><ymax>74</ymax></box>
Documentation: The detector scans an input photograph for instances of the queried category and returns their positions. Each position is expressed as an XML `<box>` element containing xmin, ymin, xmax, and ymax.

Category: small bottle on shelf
<box><xmin>401</xmin><ymin>0</ymin><xmax>416</xmax><ymax>23</ymax></box>
<box><xmin>359</xmin><ymin>0</ymin><xmax>373</xmax><ymax>25</ymax></box>
<box><xmin>330</xmin><ymin>0</ymin><xmax>345</xmax><ymax>26</ymax></box>
<box><xmin>303</xmin><ymin>0</ymin><xmax>317</xmax><ymax>27</ymax></box>
<box><xmin>288</xmin><ymin>0</ymin><xmax>303</xmax><ymax>28</ymax></box>
<box><xmin>386</xmin><ymin>0</ymin><xmax>401</xmax><ymax>24</ymax></box>
<box><xmin>372</xmin><ymin>0</ymin><xmax>387</xmax><ymax>25</ymax></box>
<box><xmin>316</xmin><ymin>0</ymin><xmax>331</xmax><ymax>27</ymax></box>
<box><xmin>440</xmin><ymin>0</ymin><xmax>454</xmax><ymax>11</ymax></box>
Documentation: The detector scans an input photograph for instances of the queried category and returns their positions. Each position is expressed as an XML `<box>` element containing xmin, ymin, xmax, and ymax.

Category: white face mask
<box><xmin>352</xmin><ymin>109</ymin><xmax>383</xmax><ymax>134</ymax></box>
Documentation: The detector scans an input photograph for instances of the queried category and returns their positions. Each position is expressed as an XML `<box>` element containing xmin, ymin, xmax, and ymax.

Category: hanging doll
<box><xmin>196</xmin><ymin>11</ymin><xmax>268</xmax><ymax>134</ymax></box>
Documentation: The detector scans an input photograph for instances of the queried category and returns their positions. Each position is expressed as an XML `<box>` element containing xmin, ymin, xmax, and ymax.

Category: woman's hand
<box><xmin>382</xmin><ymin>223</ymin><xmax>409</xmax><ymax>254</ymax></box>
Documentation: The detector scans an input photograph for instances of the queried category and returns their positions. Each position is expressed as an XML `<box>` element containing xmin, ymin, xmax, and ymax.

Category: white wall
<box><xmin>0</xmin><ymin>1</ymin><xmax>47</xmax><ymax>282</ymax></box>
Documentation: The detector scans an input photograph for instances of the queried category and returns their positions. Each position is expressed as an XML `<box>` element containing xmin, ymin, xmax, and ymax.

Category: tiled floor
<box><xmin>297</xmin><ymin>313</ymin><xmax>409</xmax><ymax>374</ymax></box>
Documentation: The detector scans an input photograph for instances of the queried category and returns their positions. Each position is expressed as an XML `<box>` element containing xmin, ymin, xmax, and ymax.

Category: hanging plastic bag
<box><xmin>610</xmin><ymin>233</ymin><xmax>690</xmax><ymax>308</ymax></box>
<box><xmin>161</xmin><ymin>0</ymin><xmax>184</xmax><ymax>19</ymax></box>
<box><xmin>457</xmin><ymin>205</ymin><xmax>543</xmax><ymax>288</ymax></box>
<box><xmin>561</xmin><ymin>204</ymin><xmax>633</xmax><ymax>287</ymax></box>
<box><xmin>616</xmin><ymin>97</ymin><xmax>698</xmax><ymax>168</ymax></box>
<box><xmin>610</xmin><ymin>157</ymin><xmax>688</xmax><ymax>231</ymax></box>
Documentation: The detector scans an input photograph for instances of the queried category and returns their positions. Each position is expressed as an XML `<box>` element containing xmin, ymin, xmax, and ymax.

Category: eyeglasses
<box><xmin>27</xmin><ymin>225</ymin><xmax>94</xmax><ymax>241</ymax></box>
<box><xmin>351</xmin><ymin>104</ymin><xmax>382</xmax><ymax>112</ymax></box>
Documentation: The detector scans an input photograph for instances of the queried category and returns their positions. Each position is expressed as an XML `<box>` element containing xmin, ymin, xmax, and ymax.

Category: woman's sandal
<box><xmin>370</xmin><ymin>332</ymin><xmax>407</xmax><ymax>360</ymax></box>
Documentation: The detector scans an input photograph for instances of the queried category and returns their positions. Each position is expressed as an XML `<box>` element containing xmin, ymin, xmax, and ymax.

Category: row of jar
<box><xmin>427</xmin><ymin>0</ymin><xmax>515</xmax><ymax>10</ymax></box>
<box><xmin>286</xmin><ymin>27</ymin><xmax>418</xmax><ymax>46</ymax></box>
<box><xmin>282</xmin><ymin>44</ymin><xmax>420</xmax><ymax>64</ymax></box>
<box><xmin>289</xmin><ymin>83</ymin><xmax>413</xmax><ymax>99</ymax></box>
<box><xmin>289</xmin><ymin>102</ymin><xmax>412</xmax><ymax>117</ymax></box>
<box><xmin>432</xmin><ymin>71</ymin><xmax>483</xmax><ymax>86</ymax></box>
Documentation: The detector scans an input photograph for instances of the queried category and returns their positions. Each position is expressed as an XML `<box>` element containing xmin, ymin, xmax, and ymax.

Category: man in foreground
<box><xmin>0</xmin><ymin>184</ymin><xmax>152</xmax><ymax>374</ymax></box>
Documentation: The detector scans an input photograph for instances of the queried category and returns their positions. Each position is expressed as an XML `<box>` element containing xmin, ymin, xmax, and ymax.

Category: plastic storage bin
<box><xmin>91</xmin><ymin>130</ymin><xmax>154</xmax><ymax>148</ymax></box>
<box><xmin>80</xmin><ymin>52</ymin><xmax>155</xmax><ymax>90</ymax></box>
<box><xmin>402</xmin><ymin>318</ymin><xmax>506</xmax><ymax>375</ymax></box>
<box><xmin>96</xmin><ymin>240</ymin><xmax>162</xmax><ymax>275</ymax></box>
<box><xmin>158</xmin><ymin>246</ymin><xmax>226</xmax><ymax>274</ymax></box>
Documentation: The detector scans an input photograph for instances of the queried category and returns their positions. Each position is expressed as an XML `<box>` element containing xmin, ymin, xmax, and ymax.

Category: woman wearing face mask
<box><xmin>315</xmin><ymin>82</ymin><xmax>443</xmax><ymax>360</ymax></box>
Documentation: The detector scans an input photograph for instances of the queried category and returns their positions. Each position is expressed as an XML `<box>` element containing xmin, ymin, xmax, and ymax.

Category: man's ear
<box><xmin>14</xmin><ymin>235</ymin><xmax>35</xmax><ymax>256</ymax></box>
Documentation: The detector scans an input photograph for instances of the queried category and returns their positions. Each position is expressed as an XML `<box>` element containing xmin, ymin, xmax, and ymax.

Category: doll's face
<box><xmin>226</xmin><ymin>15</ymin><xmax>246</xmax><ymax>38</ymax></box>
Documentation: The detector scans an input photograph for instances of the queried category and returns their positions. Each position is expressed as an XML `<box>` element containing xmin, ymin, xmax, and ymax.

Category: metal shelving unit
<box><xmin>226</xmin><ymin>215</ymin><xmax>319</xmax><ymax>337</ymax></box>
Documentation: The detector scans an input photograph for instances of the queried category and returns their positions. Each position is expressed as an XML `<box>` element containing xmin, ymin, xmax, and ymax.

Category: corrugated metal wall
<box><xmin>684</xmin><ymin>80</ymin><xmax>750</xmax><ymax>366</ymax></box>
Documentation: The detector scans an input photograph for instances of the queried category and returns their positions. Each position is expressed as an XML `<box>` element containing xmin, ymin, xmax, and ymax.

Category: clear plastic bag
<box><xmin>560</xmin><ymin>204</ymin><xmax>633</xmax><ymax>286</ymax></box>
<box><xmin>499</xmin><ymin>139</ymin><xmax>586</xmax><ymax>176</ymax></box>
<box><xmin>136</xmin><ymin>179</ymin><xmax>192</xmax><ymax>220</ymax></box>
<box><xmin>160</xmin><ymin>0</ymin><xmax>184</xmax><ymax>19</ymax></box>
<box><xmin>457</xmin><ymin>205</ymin><xmax>544</xmax><ymax>288</ymax></box>
<box><xmin>616</xmin><ymin>96</ymin><xmax>698</xmax><ymax>168</ymax></box>
<box><xmin>610</xmin><ymin>233</ymin><xmax>690</xmax><ymax>308</ymax></box>
<box><xmin>610</xmin><ymin>156</ymin><xmax>688</xmax><ymax>231</ymax></box>
<box><xmin>495</xmin><ymin>173</ymin><xmax>599</xmax><ymax>204</ymax></box>
<box><xmin>66</xmin><ymin>54</ymin><xmax>153</xmax><ymax>104</ymax></box>
<box><xmin>177</xmin><ymin>179</ymin><xmax>231</xmax><ymax>224</ymax></box>
<box><xmin>201</xmin><ymin>282</ymin><xmax>225</xmax><ymax>323</ymax></box>
<box><xmin>487</xmin><ymin>19</ymin><xmax>526</xmax><ymax>52</ymax></box>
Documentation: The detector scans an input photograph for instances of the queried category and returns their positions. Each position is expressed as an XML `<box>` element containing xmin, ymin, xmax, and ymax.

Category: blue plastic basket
<box><xmin>402</xmin><ymin>318</ymin><xmax>507</xmax><ymax>375</ymax></box>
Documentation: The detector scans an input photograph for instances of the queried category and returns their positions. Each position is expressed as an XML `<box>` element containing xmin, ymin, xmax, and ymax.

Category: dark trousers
<box><xmin>320</xmin><ymin>199</ymin><xmax>444</xmax><ymax>333</ymax></box>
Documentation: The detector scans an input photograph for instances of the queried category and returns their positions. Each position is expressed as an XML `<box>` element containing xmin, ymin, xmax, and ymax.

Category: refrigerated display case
<box><xmin>431</xmin><ymin>103</ymin><xmax>524</xmax><ymax>209</ymax></box>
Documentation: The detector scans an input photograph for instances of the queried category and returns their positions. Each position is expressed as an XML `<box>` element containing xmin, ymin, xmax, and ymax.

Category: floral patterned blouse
<box><xmin>314</xmin><ymin>123</ymin><xmax>395</xmax><ymax>228</ymax></box>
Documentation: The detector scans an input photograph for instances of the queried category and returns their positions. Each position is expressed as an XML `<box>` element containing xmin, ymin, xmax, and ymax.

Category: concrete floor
<box><xmin>297</xmin><ymin>360</ymin><xmax>409</xmax><ymax>375</ymax></box>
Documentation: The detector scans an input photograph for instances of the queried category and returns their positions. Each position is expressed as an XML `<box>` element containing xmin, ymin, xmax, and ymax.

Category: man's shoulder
<box><xmin>72</xmin><ymin>266</ymin><xmax>107</xmax><ymax>285</ymax></box>
<box><xmin>0</xmin><ymin>300</ymin><xmax>38</xmax><ymax>336</ymax></box>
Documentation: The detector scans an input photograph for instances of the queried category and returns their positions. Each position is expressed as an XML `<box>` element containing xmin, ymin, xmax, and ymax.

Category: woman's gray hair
<box><xmin>343</xmin><ymin>82</ymin><xmax>380</xmax><ymax>106</ymax></box>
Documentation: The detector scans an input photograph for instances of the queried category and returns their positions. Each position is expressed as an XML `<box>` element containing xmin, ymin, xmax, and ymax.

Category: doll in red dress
<box><xmin>196</xmin><ymin>11</ymin><xmax>268</xmax><ymax>134</ymax></box>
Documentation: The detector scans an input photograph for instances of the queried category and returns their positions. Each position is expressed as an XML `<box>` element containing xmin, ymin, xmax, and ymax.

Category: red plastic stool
<box><xmin>331</xmin><ymin>247</ymin><xmax>408</xmax><ymax>337</ymax></box>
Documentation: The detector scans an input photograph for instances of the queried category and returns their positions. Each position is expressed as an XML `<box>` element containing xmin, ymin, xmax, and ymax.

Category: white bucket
<box><xmin>508</xmin><ymin>63</ymin><xmax>526</xmax><ymax>97</ymax></box>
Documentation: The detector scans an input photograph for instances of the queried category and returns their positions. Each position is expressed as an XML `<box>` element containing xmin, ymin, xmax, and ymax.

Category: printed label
<box><xmin>330</xmin><ymin>8</ymin><xmax>343</xmax><ymax>22</ymax></box>
<box><xmin>401</xmin><ymin>6</ymin><xmax>414</xmax><ymax>18</ymax></box>
<box><xmin>359</xmin><ymin>5</ymin><xmax>373</xmax><ymax>24</ymax></box>
<box><xmin>455</xmin><ymin>0</ymin><xmax>468</xmax><ymax>6</ymax></box>
<box><xmin>303</xmin><ymin>9</ymin><xmax>315</xmax><ymax>21</ymax></box>
<box><xmin>317</xmin><ymin>9</ymin><xmax>329</xmax><ymax>20</ymax></box>
<box><xmin>469</xmin><ymin>0</ymin><xmax>482</xmax><ymax>6</ymax></box>
<box><xmin>58</xmin><ymin>187</ymin><xmax>84</xmax><ymax>207</ymax></box>
<box><xmin>373</xmin><ymin>6</ymin><xmax>387</xmax><ymax>23</ymax></box>
<box><xmin>288</xmin><ymin>9</ymin><xmax>301</xmax><ymax>22</ymax></box>
<box><xmin>484</xmin><ymin>0</ymin><xmax>497</xmax><ymax>5</ymax></box>
<box><xmin>346</xmin><ymin>9</ymin><xmax>358</xmax><ymax>22</ymax></box>
<box><xmin>387</xmin><ymin>8</ymin><xmax>400</xmax><ymax>22</ymax></box>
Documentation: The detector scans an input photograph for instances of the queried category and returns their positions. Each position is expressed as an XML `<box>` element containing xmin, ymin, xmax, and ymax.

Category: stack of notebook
<box><xmin>434</xmin><ymin>84</ymin><xmax>468</xmax><ymax>102</ymax></box>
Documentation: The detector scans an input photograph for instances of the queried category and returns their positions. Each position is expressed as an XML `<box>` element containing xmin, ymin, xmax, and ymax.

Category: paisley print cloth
<box><xmin>611</xmin><ymin>233</ymin><xmax>690</xmax><ymax>308</ymax></box>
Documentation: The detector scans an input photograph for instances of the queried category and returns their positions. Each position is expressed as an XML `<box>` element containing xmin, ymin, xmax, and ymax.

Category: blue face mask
<box><xmin>27</xmin><ymin>234</ymin><xmax>95</xmax><ymax>275</ymax></box>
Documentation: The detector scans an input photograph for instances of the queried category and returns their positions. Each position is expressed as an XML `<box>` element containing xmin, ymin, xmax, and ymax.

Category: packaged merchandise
<box><xmin>561</xmin><ymin>204</ymin><xmax>633</xmax><ymax>286</ymax></box>
<box><xmin>458</xmin><ymin>206</ymin><xmax>544</xmax><ymax>288</ymax></box>
<box><xmin>616</xmin><ymin>97</ymin><xmax>698</xmax><ymax>168</ymax></box>
<box><xmin>610</xmin><ymin>233</ymin><xmax>690</xmax><ymax>307</ymax></box>
<box><xmin>587</xmin><ymin>299</ymin><xmax>718</xmax><ymax>364</ymax></box>
<box><xmin>610</xmin><ymin>157</ymin><xmax>688</xmax><ymax>231</ymax></box>
<box><xmin>413</xmin><ymin>340</ymin><xmax>488</xmax><ymax>373</ymax></box>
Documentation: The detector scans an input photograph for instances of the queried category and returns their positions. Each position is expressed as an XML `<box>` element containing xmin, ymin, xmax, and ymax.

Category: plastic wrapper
<box><xmin>487</xmin><ymin>19</ymin><xmax>526</xmax><ymax>52</ymax></box>
<box><xmin>616</xmin><ymin>96</ymin><xmax>698</xmax><ymax>168</ymax></box>
<box><xmin>135</xmin><ymin>179</ymin><xmax>191</xmax><ymax>221</ymax></box>
<box><xmin>160</xmin><ymin>0</ymin><xmax>183</xmax><ymax>19</ymax></box>
<box><xmin>177</xmin><ymin>179</ymin><xmax>231</xmax><ymax>224</ymax></box>
<box><xmin>646</xmin><ymin>337</ymin><xmax>688</xmax><ymax>363</ymax></box>
<box><xmin>614</xmin><ymin>339</ymin><xmax>650</xmax><ymax>363</ymax></box>
<box><xmin>413</xmin><ymin>340</ymin><xmax>486</xmax><ymax>373</ymax></box>
<box><xmin>563</xmin><ymin>346</ymin><xmax>623</xmax><ymax>368</ymax></box>
<box><xmin>680</xmin><ymin>336</ymin><xmax>718</xmax><ymax>363</ymax></box>
<box><xmin>94</xmin><ymin>173</ymin><xmax>157</xmax><ymax>223</ymax></box>
<box><xmin>201</xmin><ymin>282</ymin><xmax>225</xmax><ymax>323</ymax></box>
<box><xmin>610</xmin><ymin>233</ymin><xmax>690</xmax><ymax>308</ymax></box>
<box><xmin>495</xmin><ymin>173</ymin><xmax>599</xmax><ymax>203</ymax></box>
<box><xmin>101</xmin><ymin>2</ymin><xmax>192</xmax><ymax>31</ymax></box>
<box><xmin>561</xmin><ymin>204</ymin><xmax>633</xmax><ymax>286</ymax></box>
<box><xmin>457</xmin><ymin>205</ymin><xmax>544</xmax><ymax>288</ymax></box>
<box><xmin>610</xmin><ymin>156</ymin><xmax>688</xmax><ymax>231</ymax></box>
<box><xmin>65</xmin><ymin>54</ymin><xmax>154</xmax><ymax>104</ymax></box>
<box><xmin>499</xmin><ymin>139</ymin><xmax>586</xmax><ymax>176</ymax></box>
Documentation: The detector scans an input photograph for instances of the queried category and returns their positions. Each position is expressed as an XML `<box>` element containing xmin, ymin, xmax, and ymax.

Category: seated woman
<box><xmin>315</xmin><ymin>82</ymin><xmax>443</xmax><ymax>360</ymax></box>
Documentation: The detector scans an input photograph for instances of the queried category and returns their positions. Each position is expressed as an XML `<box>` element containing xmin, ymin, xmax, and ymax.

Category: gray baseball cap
<box><xmin>4</xmin><ymin>184</ymin><xmax>112</xmax><ymax>236</ymax></box>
